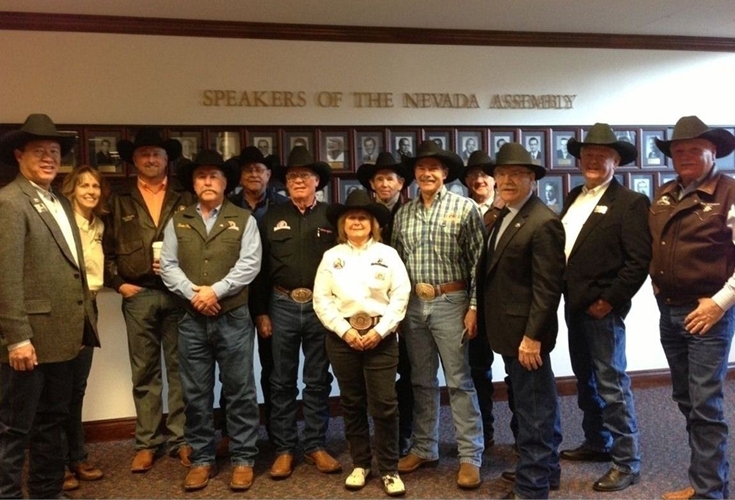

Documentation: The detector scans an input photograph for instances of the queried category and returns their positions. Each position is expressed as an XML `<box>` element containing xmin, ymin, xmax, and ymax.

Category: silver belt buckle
<box><xmin>415</xmin><ymin>283</ymin><xmax>436</xmax><ymax>301</ymax></box>
<box><xmin>290</xmin><ymin>288</ymin><xmax>313</xmax><ymax>303</ymax></box>
<box><xmin>349</xmin><ymin>311</ymin><xmax>373</xmax><ymax>330</ymax></box>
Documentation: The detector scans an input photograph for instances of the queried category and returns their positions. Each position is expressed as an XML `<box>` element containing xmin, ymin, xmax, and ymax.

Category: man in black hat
<box><xmin>0</xmin><ymin>114</ymin><xmax>99</xmax><ymax>498</ymax></box>
<box><xmin>251</xmin><ymin>146</ymin><xmax>341</xmax><ymax>479</ymax></box>
<box><xmin>392</xmin><ymin>140</ymin><xmax>485</xmax><ymax>489</ymax></box>
<box><xmin>103</xmin><ymin>127</ymin><xmax>195</xmax><ymax>473</ymax></box>
<box><xmin>477</xmin><ymin>142</ymin><xmax>564</xmax><ymax>499</ymax></box>
<box><xmin>559</xmin><ymin>123</ymin><xmax>650</xmax><ymax>493</ymax></box>
<box><xmin>161</xmin><ymin>150</ymin><xmax>262</xmax><ymax>492</ymax></box>
<box><xmin>649</xmin><ymin>116</ymin><xmax>735</xmax><ymax>500</ymax></box>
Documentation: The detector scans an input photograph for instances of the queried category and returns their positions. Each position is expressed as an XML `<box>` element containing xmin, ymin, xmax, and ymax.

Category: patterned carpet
<box><xmin>64</xmin><ymin>380</ymin><xmax>735</xmax><ymax>499</ymax></box>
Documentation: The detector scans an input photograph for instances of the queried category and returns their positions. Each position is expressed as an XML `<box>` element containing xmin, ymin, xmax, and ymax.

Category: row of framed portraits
<box><xmin>4</xmin><ymin>123</ymin><xmax>732</xmax><ymax>178</ymax></box>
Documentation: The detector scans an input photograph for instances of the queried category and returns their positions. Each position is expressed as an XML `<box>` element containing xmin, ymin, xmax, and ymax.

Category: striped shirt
<box><xmin>392</xmin><ymin>186</ymin><xmax>485</xmax><ymax>306</ymax></box>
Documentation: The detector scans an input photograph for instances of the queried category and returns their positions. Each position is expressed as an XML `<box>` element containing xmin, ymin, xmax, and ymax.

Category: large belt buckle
<box><xmin>415</xmin><ymin>283</ymin><xmax>436</xmax><ymax>301</ymax></box>
<box><xmin>290</xmin><ymin>287</ymin><xmax>313</xmax><ymax>303</ymax></box>
<box><xmin>349</xmin><ymin>311</ymin><xmax>373</xmax><ymax>330</ymax></box>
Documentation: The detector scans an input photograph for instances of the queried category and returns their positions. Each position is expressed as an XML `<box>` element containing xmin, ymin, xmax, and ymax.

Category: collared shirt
<box><xmin>392</xmin><ymin>186</ymin><xmax>484</xmax><ymax>306</ymax></box>
<box><xmin>379</xmin><ymin>192</ymin><xmax>401</xmax><ymax>212</ymax></box>
<box><xmin>230</xmin><ymin>187</ymin><xmax>289</xmax><ymax>223</ymax></box>
<box><xmin>31</xmin><ymin>181</ymin><xmax>79</xmax><ymax>266</ymax></box>
<box><xmin>160</xmin><ymin>202</ymin><xmax>262</xmax><ymax>301</ymax></box>
<box><xmin>472</xmin><ymin>192</ymin><xmax>495</xmax><ymax>216</ymax></box>
<box><xmin>137</xmin><ymin>176</ymin><xmax>168</xmax><ymax>227</ymax></box>
<box><xmin>313</xmin><ymin>238</ymin><xmax>411</xmax><ymax>338</ymax></box>
<box><xmin>491</xmin><ymin>190</ymin><xmax>534</xmax><ymax>248</ymax></box>
<box><xmin>74</xmin><ymin>211</ymin><xmax>104</xmax><ymax>293</ymax></box>
<box><xmin>561</xmin><ymin>178</ymin><xmax>612</xmax><ymax>259</ymax></box>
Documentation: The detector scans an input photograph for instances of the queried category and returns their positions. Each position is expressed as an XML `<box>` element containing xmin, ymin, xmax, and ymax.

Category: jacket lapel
<box><xmin>568</xmin><ymin>180</ymin><xmax>619</xmax><ymax>260</ymax></box>
<box><xmin>488</xmin><ymin>196</ymin><xmax>534</xmax><ymax>272</ymax></box>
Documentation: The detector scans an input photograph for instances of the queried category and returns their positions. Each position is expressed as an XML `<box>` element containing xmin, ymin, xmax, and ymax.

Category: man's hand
<box><xmin>256</xmin><ymin>315</ymin><xmax>273</xmax><ymax>338</ymax></box>
<box><xmin>118</xmin><ymin>283</ymin><xmax>142</xmax><ymax>299</ymax></box>
<box><xmin>191</xmin><ymin>285</ymin><xmax>221</xmax><ymax>316</ymax></box>
<box><xmin>343</xmin><ymin>329</ymin><xmax>364</xmax><ymax>351</ymax></box>
<box><xmin>152</xmin><ymin>260</ymin><xmax>162</xmax><ymax>276</ymax></box>
<box><xmin>587</xmin><ymin>298</ymin><xmax>613</xmax><ymax>320</ymax></box>
<box><xmin>518</xmin><ymin>335</ymin><xmax>543</xmax><ymax>371</ymax></box>
<box><xmin>463</xmin><ymin>308</ymin><xmax>478</xmax><ymax>340</ymax></box>
<box><xmin>361</xmin><ymin>329</ymin><xmax>382</xmax><ymax>350</ymax></box>
<box><xmin>685</xmin><ymin>297</ymin><xmax>725</xmax><ymax>335</ymax></box>
<box><xmin>8</xmin><ymin>344</ymin><xmax>37</xmax><ymax>371</ymax></box>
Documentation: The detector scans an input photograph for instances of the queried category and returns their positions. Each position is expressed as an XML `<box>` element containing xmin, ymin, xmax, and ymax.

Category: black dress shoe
<box><xmin>560</xmin><ymin>445</ymin><xmax>611</xmax><ymax>462</ymax></box>
<box><xmin>500</xmin><ymin>470</ymin><xmax>560</xmax><ymax>491</ymax></box>
<box><xmin>592</xmin><ymin>468</ymin><xmax>640</xmax><ymax>492</ymax></box>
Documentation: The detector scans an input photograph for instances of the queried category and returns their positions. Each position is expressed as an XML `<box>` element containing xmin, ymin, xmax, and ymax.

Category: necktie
<box><xmin>487</xmin><ymin>207</ymin><xmax>510</xmax><ymax>253</ymax></box>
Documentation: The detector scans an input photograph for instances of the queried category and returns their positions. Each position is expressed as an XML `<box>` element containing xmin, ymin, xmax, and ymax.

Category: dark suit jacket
<box><xmin>477</xmin><ymin>195</ymin><xmax>565</xmax><ymax>357</ymax></box>
<box><xmin>560</xmin><ymin>178</ymin><xmax>651</xmax><ymax>315</ymax></box>
<box><xmin>0</xmin><ymin>175</ymin><xmax>99</xmax><ymax>364</ymax></box>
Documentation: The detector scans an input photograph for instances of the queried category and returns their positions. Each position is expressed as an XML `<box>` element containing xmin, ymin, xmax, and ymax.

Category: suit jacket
<box><xmin>381</xmin><ymin>196</ymin><xmax>406</xmax><ymax>245</ymax></box>
<box><xmin>560</xmin><ymin>178</ymin><xmax>651</xmax><ymax>315</ymax></box>
<box><xmin>477</xmin><ymin>195</ymin><xmax>565</xmax><ymax>357</ymax></box>
<box><xmin>0</xmin><ymin>175</ymin><xmax>99</xmax><ymax>363</ymax></box>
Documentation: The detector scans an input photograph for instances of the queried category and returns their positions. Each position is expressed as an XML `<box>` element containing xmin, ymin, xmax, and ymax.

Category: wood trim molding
<box><xmin>85</xmin><ymin>366</ymin><xmax>723</xmax><ymax>442</ymax></box>
<box><xmin>1</xmin><ymin>11</ymin><xmax>734</xmax><ymax>53</ymax></box>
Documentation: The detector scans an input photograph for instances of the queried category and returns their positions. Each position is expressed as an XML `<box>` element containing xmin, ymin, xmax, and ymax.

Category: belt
<box><xmin>414</xmin><ymin>280</ymin><xmax>467</xmax><ymax>301</ymax></box>
<box><xmin>346</xmin><ymin>312</ymin><xmax>381</xmax><ymax>331</ymax></box>
<box><xmin>274</xmin><ymin>285</ymin><xmax>313</xmax><ymax>303</ymax></box>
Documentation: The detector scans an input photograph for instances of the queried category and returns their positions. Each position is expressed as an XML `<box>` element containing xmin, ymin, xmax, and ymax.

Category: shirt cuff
<box><xmin>8</xmin><ymin>340</ymin><xmax>31</xmax><ymax>352</ymax></box>
<box><xmin>712</xmin><ymin>287</ymin><xmax>735</xmax><ymax>312</ymax></box>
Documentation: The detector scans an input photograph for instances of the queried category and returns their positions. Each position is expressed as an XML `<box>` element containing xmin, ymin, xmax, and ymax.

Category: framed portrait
<box><xmin>208</xmin><ymin>130</ymin><xmax>240</xmax><ymax>161</ymax></box>
<box><xmin>522</xmin><ymin>130</ymin><xmax>546</xmax><ymax>166</ymax></box>
<box><xmin>284</xmin><ymin>131</ymin><xmax>313</xmax><ymax>155</ymax></box>
<box><xmin>457</xmin><ymin>130</ymin><xmax>482</xmax><ymax>165</ymax></box>
<box><xmin>87</xmin><ymin>129</ymin><xmax>123</xmax><ymax>174</ymax></box>
<box><xmin>552</xmin><ymin>130</ymin><xmax>576</xmax><ymax>169</ymax></box>
<box><xmin>337</xmin><ymin>178</ymin><xmax>366</xmax><ymax>203</ymax></box>
<box><xmin>445</xmin><ymin>179</ymin><xmax>468</xmax><ymax>197</ymax></box>
<box><xmin>169</xmin><ymin>130</ymin><xmax>202</xmax><ymax>163</ymax></box>
<box><xmin>249</xmin><ymin>131</ymin><xmax>279</xmax><ymax>159</ymax></box>
<box><xmin>407</xmin><ymin>182</ymin><xmax>419</xmax><ymax>199</ymax></box>
<box><xmin>355</xmin><ymin>132</ymin><xmax>383</xmax><ymax>165</ymax></box>
<box><xmin>716</xmin><ymin>128</ymin><xmax>735</xmax><ymax>169</ymax></box>
<box><xmin>320</xmin><ymin>131</ymin><xmax>350</xmax><ymax>171</ymax></box>
<box><xmin>391</xmin><ymin>130</ymin><xmax>417</xmax><ymax>160</ymax></box>
<box><xmin>490</xmin><ymin>130</ymin><xmax>515</xmax><ymax>158</ymax></box>
<box><xmin>315</xmin><ymin>180</ymin><xmax>332</xmax><ymax>204</ymax></box>
<box><xmin>425</xmin><ymin>130</ymin><xmax>451</xmax><ymax>151</ymax></box>
<box><xmin>569</xmin><ymin>174</ymin><xmax>585</xmax><ymax>191</ymax></box>
<box><xmin>641</xmin><ymin>130</ymin><xmax>666</xmax><ymax>167</ymax></box>
<box><xmin>537</xmin><ymin>175</ymin><xmax>563</xmax><ymax>213</ymax></box>
<box><xmin>57</xmin><ymin>129</ymin><xmax>80</xmax><ymax>174</ymax></box>
<box><xmin>631</xmin><ymin>174</ymin><xmax>653</xmax><ymax>199</ymax></box>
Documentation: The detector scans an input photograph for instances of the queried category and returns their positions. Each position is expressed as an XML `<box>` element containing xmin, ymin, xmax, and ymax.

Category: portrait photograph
<box><xmin>426</xmin><ymin>131</ymin><xmax>450</xmax><ymax>151</ymax></box>
<box><xmin>445</xmin><ymin>179</ymin><xmax>468</xmax><ymax>197</ymax></box>
<box><xmin>315</xmin><ymin>182</ymin><xmax>332</xmax><ymax>203</ymax></box>
<box><xmin>490</xmin><ymin>131</ymin><xmax>514</xmax><ymax>157</ymax></box>
<box><xmin>285</xmin><ymin>132</ymin><xmax>313</xmax><ymax>153</ymax></box>
<box><xmin>537</xmin><ymin>175</ymin><xmax>563</xmax><ymax>214</ymax></box>
<box><xmin>337</xmin><ymin>178</ymin><xmax>365</xmax><ymax>203</ymax></box>
<box><xmin>613</xmin><ymin>129</ymin><xmax>637</xmax><ymax>149</ymax></box>
<box><xmin>250</xmin><ymin>133</ymin><xmax>276</xmax><ymax>158</ymax></box>
<box><xmin>87</xmin><ymin>129</ymin><xmax>122</xmax><ymax>174</ymax></box>
<box><xmin>58</xmin><ymin>135</ymin><xmax>79</xmax><ymax>173</ymax></box>
<box><xmin>170</xmin><ymin>131</ymin><xmax>201</xmax><ymax>163</ymax></box>
<box><xmin>631</xmin><ymin>174</ymin><xmax>653</xmax><ymax>199</ymax></box>
<box><xmin>552</xmin><ymin>130</ymin><xmax>575</xmax><ymax>168</ymax></box>
<box><xmin>393</xmin><ymin>132</ymin><xmax>416</xmax><ymax>159</ymax></box>
<box><xmin>523</xmin><ymin>131</ymin><xmax>546</xmax><ymax>165</ymax></box>
<box><xmin>321</xmin><ymin>132</ymin><xmax>349</xmax><ymax>171</ymax></box>
<box><xmin>356</xmin><ymin>132</ymin><xmax>382</xmax><ymax>164</ymax></box>
<box><xmin>210</xmin><ymin>131</ymin><xmax>240</xmax><ymax>161</ymax></box>
<box><xmin>642</xmin><ymin>130</ymin><xmax>666</xmax><ymax>167</ymax></box>
<box><xmin>457</xmin><ymin>130</ymin><xmax>482</xmax><ymax>165</ymax></box>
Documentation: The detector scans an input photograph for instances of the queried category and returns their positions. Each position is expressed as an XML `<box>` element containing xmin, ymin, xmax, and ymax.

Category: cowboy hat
<box><xmin>356</xmin><ymin>151</ymin><xmax>411</xmax><ymax>189</ymax></box>
<box><xmin>0</xmin><ymin>114</ymin><xmax>76</xmax><ymax>166</ymax></box>
<box><xmin>326</xmin><ymin>188</ymin><xmax>391</xmax><ymax>228</ymax></box>
<box><xmin>566</xmin><ymin>123</ymin><xmax>638</xmax><ymax>165</ymax></box>
<box><xmin>177</xmin><ymin>149</ymin><xmax>240</xmax><ymax>194</ymax></box>
<box><xmin>118</xmin><ymin>127</ymin><xmax>182</xmax><ymax>164</ymax></box>
<box><xmin>275</xmin><ymin>146</ymin><xmax>332</xmax><ymax>191</ymax></box>
<box><xmin>460</xmin><ymin>150</ymin><xmax>495</xmax><ymax>187</ymax></box>
<box><xmin>484</xmin><ymin>143</ymin><xmax>547</xmax><ymax>180</ymax></box>
<box><xmin>234</xmin><ymin>145</ymin><xmax>278</xmax><ymax>170</ymax></box>
<box><xmin>403</xmin><ymin>140</ymin><xmax>464</xmax><ymax>184</ymax></box>
<box><xmin>655</xmin><ymin>115</ymin><xmax>735</xmax><ymax>158</ymax></box>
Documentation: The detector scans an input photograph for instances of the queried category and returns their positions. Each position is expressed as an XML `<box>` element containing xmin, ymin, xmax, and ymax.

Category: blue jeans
<box><xmin>269</xmin><ymin>291</ymin><xmax>332</xmax><ymax>455</ymax></box>
<box><xmin>402</xmin><ymin>291</ymin><xmax>484</xmax><ymax>466</ymax></box>
<box><xmin>565</xmin><ymin>307</ymin><xmax>640</xmax><ymax>474</ymax></box>
<box><xmin>178</xmin><ymin>304</ymin><xmax>259</xmax><ymax>467</ymax></box>
<box><xmin>504</xmin><ymin>354</ymin><xmax>562</xmax><ymax>499</ymax></box>
<box><xmin>658</xmin><ymin>298</ymin><xmax>735</xmax><ymax>499</ymax></box>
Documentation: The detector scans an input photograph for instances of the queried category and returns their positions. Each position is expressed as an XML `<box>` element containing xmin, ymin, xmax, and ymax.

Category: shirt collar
<box><xmin>138</xmin><ymin>176</ymin><xmax>168</xmax><ymax>194</ymax></box>
<box><xmin>581</xmin><ymin>177</ymin><xmax>613</xmax><ymax>196</ymax></box>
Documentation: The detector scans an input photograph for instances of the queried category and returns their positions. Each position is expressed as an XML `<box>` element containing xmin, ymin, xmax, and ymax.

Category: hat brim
<box><xmin>655</xmin><ymin>129</ymin><xmax>735</xmax><ymax>159</ymax></box>
<box><xmin>404</xmin><ymin>151</ymin><xmax>464</xmax><ymax>184</ymax></box>
<box><xmin>356</xmin><ymin>162</ymin><xmax>411</xmax><ymax>190</ymax></box>
<box><xmin>118</xmin><ymin>138</ymin><xmax>183</xmax><ymax>164</ymax></box>
<box><xmin>483</xmin><ymin>162</ymin><xmax>546</xmax><ymax>180</ymax></box>
<box><xmin>326</xmin><ymin>200</ymin><xmax>391</xmax><ymax>229</ymax></box>
<box><xmin>0</xmin><ymin>130</ymin><xmax>75</xmax><ymax>167</ymax></box>
<box><xmin>460</xmin><ymin>162</ymin><xmax>495</xmax><ymax>186</ymax></box>
<box><xmin>177</xmin><ymin>158</ymin><xmax>240</xmax><ymax>194</ymax></box>
<box><xmin>566</xmin><ymin>137</ymin><xmax>638</xmax><ymax>165</ymax></box>
<box><xmin>276</xmin><ymin>161</ymin><xmax>332</xmax><ymax>191</ymax></box>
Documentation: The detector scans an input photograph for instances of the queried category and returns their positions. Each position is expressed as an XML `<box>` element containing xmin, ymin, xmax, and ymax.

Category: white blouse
<box><xmin>74</xmin><ymin>211</ymin><xmax>105</xmax><ymax>293</ymax></box>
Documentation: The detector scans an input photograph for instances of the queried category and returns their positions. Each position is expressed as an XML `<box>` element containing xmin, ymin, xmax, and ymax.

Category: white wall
<box><xmin>2</xmin><ymin>30</ymin><xmax>734</xmax><ymax>422</ymax></box>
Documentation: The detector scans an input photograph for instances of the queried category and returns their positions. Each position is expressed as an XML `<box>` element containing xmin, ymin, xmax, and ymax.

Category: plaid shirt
<box><xmin>392</xmin><ymin>186</ymin><xmax>485</xmax><ymax>306</ymax></box>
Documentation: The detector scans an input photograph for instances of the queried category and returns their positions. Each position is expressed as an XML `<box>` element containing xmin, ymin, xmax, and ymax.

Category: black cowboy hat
<box><xmin>275</xmin><ymin>146</ymin><xmax>332</xmax><ymax>191</ymax></box>
<box><xmin>356</xmin><ymin>151</ymin><xmax>412</xmax><ymax>189</ymax></box>
<box><xmin>0</xmin><ymin>114</ymin><xmax>76</xmax><ymax>166</ymax></box>
<box><xmin>177</xmin><ymin>149</ymin><xmax>240</xmax><ymax>194</ymax></box>
<box><xmin>484</xmin><ymin>143</ymin><xmax>547</xmax><ymax>180</ymax></box>
<box><xmin>403</xmin><ymin>140</ymin><xmax>464</xmax><ymax>184</ymax></box>
<box><xmin>118</xmin><ymin>127</ymin><xmax>182</xmax><ymax>164</ymax></box>
<box><xmin>326</xmin><ymin>188</ymin><xmax>391</xmax><ymax>228</ymax></box>
<box><xmin>234</xmin><ymin>145</ymin><xmax>279</xmax><ymax>170</ymax></box>
<box><xmin>567</xmin><ymin>123</ymin><xmax>638</xmax><ymax>165</ymax></box>
<box><xmin>655</xmin><ymin>115</ymin><xmax>735</xmax><ymax>158</ymax></box>
<box><xmin>460</xmin><ymin>150</ymin><xmax>495</xmax><ymax>187</ymax></box>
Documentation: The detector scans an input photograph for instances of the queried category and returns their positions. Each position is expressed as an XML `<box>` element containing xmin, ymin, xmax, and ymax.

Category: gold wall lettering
<box><xmin>402</xmin><ymin>93</ymin><xmax>480</xmax><ymax>109</ymax></box>
<box><xmin>489</xmin><ymin>94</ymin><xmax>576</xmax><ymax>109</ymax></box>
<box><xmin>202</xmin><ymin>90</ymin><xmax>307</xmax><ymax>107</ymax></box>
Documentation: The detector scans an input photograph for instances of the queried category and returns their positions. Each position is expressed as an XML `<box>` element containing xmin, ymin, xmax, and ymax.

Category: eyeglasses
<box><xmin>285</xmin><ymin>171</ymin><xmax>315</xmax><ymax>181</ymax></box>
<box><xmin>242</xmin><ymin>165</ymin><xmax>268</xmax><ymax>174</ymax></box>
<box><xmin>465</xmin><ymin>171</ymin><xmax>489</xmax><ymax>180</ymax></box>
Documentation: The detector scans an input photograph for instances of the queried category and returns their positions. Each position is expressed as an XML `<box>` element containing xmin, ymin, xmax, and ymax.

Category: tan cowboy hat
<box><xmin>0</xmin><ymin>114</ymin><xmax>76</xmax><ymax>166</ymax></box>
<box><xmin>177</xmin><ymin>149</ymin><xmax>240</xmax><ymax>194</ymax></box>
<box><xmin>403</xmin><ymin>140</ymin><xmax>464</xmax><ymax>184</ymax></box>
<box><xmin>655</xmin><ymin>116</ymin><xmax>735</xmax><ymax>158</ymax></box>
<box><xmin>357</xmin><ymin>151</ymin><xmax>411</xmax><ymax>189</ymax></box>
<box><xmin>484</xmin><ymin>143</ymin><xmax>547</xmax><ymax>180</ymax></box>
<box><xmin>274</xmin><ymin>146</ymin><xmax>332</xmax><ymax>191</ymax></box>
<box><xmin>326</xmin><ymin>189</ymin><xmax>391</xmax><ymax>228</ymax></box>
<box><xmin>460</xmin><ymin>150</ymin><xmax>495</xmax><ymax>187</ymax></box>
<box><xmin>567</xmin><ymin>123</ymin><xmax>638</xmax><ymax>165</ymax></box>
